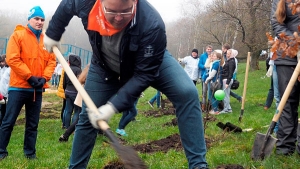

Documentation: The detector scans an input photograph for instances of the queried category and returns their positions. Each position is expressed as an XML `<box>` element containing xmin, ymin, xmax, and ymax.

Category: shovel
<box><xmin>53</xmin><ymin>47</ymin><xmax>147</xmax><ymax>169</ymax></box>
<box><xmin>251</xmin><ymin>59</ymin><xmax>300</xmax><ymax>160</ymax></box>
<box><xmin>239</xmin><ymin>52</ymin><xmax>251</xmax><ymax>122</ymax></box>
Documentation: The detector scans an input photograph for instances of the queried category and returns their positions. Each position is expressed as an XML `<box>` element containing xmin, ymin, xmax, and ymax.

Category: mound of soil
<box><xmin>102</xmin><ymin>160</ymin><xmax>244</xmax><ymax>169</ymax></box>
<box><xmin>102</xmin><ymin>161</ymin><xmax>124</xmax><ymax>169</ymax></box>
<box><xmin>133</xmin><ymin>133</ymin><xmax>182</xmax><ymax>153</ymax></box>
<box><xmin>132</xmin><ymin>133</ymin><xmax>213</xmax><ymax>153</ymax></box>
<box><xmin>163</xmin><ymin>118</ymin><xmax>178</xmax><ymax>126</ymax></box>
<box><xmin>102</xmin><ymin>134</ymin><xmax>214</xmax><ymax>168</ymax></box>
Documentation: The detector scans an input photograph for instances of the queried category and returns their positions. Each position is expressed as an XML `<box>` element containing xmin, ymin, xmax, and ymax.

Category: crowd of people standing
<box><xmin>178</xmin><ymin>44</ymin><xmax>242</xmax><ymax>115</ymax></box>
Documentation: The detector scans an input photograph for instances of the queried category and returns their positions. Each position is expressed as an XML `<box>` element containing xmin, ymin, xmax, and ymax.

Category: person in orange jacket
<box><xmin>0</xmin><ymin>6</ymin><xmax>56</xmax><ymax>160</ymax></box>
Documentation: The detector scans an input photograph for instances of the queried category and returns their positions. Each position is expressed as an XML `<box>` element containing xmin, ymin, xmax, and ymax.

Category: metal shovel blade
<box><xmin>251</xmin><ymin>132</ymin><xmax>278</xmax><ymax>160</ymax></box>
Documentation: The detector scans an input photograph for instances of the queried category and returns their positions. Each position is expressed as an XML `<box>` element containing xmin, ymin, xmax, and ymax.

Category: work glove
<box><xmin>44</xmin><ymin>34</ymin><xmax>60</xmax><ymax>53</ymax></box>
<box><xmin>27</xmin><ymin>76</ymin><xmax>40</xmax><ymax>88</ymax></box>
<box><xmin>266</xmin><ymin>65</ymin><xmax>273</xmax><ymax>77</ymax></box>
<box><xmin>87</xmin><ymin>103</ymin><xmax>116</xmax><ymax>129</ymax></box>
<box><xmin>35</xmin><ymin>78</ymin><xmax>46</xmax><ymax>88</ymax></box>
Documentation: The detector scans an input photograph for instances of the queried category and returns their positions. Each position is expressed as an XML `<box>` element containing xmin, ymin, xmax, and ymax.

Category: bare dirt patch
<box><xmin>102</xmin><ymin>160</ymin><xmax>124</xmax><ymax>169</ymax></box>
<box><xmin>133</xmin><ymin>133</ymin><xmax>182</xmax><ymax>153</ymax></box>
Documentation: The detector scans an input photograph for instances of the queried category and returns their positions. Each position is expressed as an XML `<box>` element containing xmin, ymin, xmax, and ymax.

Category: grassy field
<box><xmin>1</xmin><ymin>61</ymin><xmax>300</xmax><ymax>169</ymax></box>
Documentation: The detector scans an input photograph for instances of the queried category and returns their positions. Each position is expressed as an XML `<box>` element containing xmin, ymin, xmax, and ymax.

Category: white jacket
<box><xmin>179</xmin><ymin>56</ymin><xmax>199</xmax><ymax>81</ymax></box>
<box><xmin>0</xmin><ymin>67</ymin><xmax>10</xmax><ymax>97</ymax></box>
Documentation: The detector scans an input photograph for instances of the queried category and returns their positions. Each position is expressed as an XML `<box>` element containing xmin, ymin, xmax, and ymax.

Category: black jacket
<box><xmin>222</xmin><ymin>57</ymin><xmax>236</xmax><ymax>85</ymax></box>
<box><xmin>271</xmin><ymin>0</ymin><xmax>298</xmax><ymax>66</ymax></box>
<box><xmin>63</xmin><ymin>54</ymin><xmax>82</xmax><ymax>95</ymax></box>
<box><xmin>46</xmin><ymin>0</ymin><xmax>166</xmax><ymax>111</ymax></box>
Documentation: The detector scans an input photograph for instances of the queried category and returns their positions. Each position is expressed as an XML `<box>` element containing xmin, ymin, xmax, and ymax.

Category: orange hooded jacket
<box><xmin>6</xmin><ymin>25</ymin><xmax>56</xmax><ymax>89</ymax></box>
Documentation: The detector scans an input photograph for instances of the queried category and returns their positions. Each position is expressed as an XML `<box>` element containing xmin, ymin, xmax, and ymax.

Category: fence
<box><xmin>0</xmin><ymin>38</ymin><xmax>8</xmax><ymax>55</ymax></box>
<box><xmin>0</xmin><ymin>37</ymin><xmax>92</xmax><ymax>68</ymax></box>
<box><xmin>61</xmin><ymin>44</ymin><xmax>92</xmax><ymax>68</ymax></box>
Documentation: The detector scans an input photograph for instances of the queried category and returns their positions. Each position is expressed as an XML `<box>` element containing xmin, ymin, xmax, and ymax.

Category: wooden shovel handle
<box><xmin>241</xmin><ymin>52</ymin><xmax>251</xmax><ymax>109</ymax></box>
<box><xmin>272</xmin><ymin>60</ymin><xmax>300</xmax><ymax>122</ymax></box>
<box><xmin>53</xmin><ymin>46</ymin><xmax>109</xmax><ymax>130</ymax></box>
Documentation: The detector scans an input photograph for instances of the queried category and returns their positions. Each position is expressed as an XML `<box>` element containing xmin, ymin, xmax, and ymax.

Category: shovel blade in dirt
<box><xmin>251</xmin><ymin>132</ymin><xmax>277</xmax><ymax>160</ymax></box>
<box><xmin>251</xmin><ymin>55</ymin><xmax>300</xmax><ymax>161</ymax></box>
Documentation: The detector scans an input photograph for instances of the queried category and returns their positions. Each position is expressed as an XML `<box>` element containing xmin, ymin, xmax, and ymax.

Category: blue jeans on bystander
<box><xmin>63</xmin><ymin>93</ymin><xmax>79</xmax><ymax>128</ymax></box>
<box><xmin>118</xmin><ymin>99</ymin><xmax>138</xmax><ymax>130</ymax></box>
<box><xmin>0</xmin><ymin>90</ymin><xmax>42</xmax><ymax>158</ymax></box>
<box><xmin>149</xmin><ymin>90</ymin><xmax>161</xmax><ymax>108</ymax></box>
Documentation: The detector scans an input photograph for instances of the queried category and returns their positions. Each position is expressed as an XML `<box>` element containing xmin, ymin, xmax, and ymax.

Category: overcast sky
<box><xmin>0</xmin><ymin>0</ymin><xmax>181</xmax><ymax>22</ymax></box>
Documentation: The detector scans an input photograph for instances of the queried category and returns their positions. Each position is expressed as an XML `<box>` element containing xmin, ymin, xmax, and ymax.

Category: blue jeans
<box><xmin>230</xmin><ymin>91</ymin><xmax>241</xmax><ymax>101</ymax></box>
<box><xmin>69</xmin><ymin>51</ymin><xmax>207</xmax><ymax>169</ymax></box>
<box><xmin>64</xmin><ymin>93</ymin><xmax>79</xmax><ymax>128</ymax></box>
<box><xmin>51</xmin><ymin>74</ymin><xmax>58</xmax><ymax>86</ymax></box>
<box><xmin>0</xmin><ymin>90</ymin><xmax>42</xmax><ymax>157</ymax></box>
<box><xmin>273</xmin><ymin>65</ymin><xmax>281</xmax><ymax>133</ymax></box>
<box><xmin>264</xmin><ymin>76</ymin><xmax>274</xmax><ymax>108</ymax></box>
<box><xmin>273</xmin><ymin>65</ymin><xmax>280</xmax><ymax>108</ymax></box>
<box><xmin>149</xmin><ymin>90</ymin><xmax>161</xmax><ymax>108</ymax></box>
<box><xmin>207</xmin><ymin>83</ymin><xmax>219</xmax><ymax>112</ymax></box>
<box><xmin>118</xmin><ymin>99</ymin><xmax>138</xmax><ymax>129</ymax></box>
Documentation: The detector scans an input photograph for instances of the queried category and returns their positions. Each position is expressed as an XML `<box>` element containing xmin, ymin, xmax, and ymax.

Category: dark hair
<box><xmin>0</xmin><ymin>54</ymin><xmax>6</xmax><ymax>62</ymax></box>
<box><xmin>222</xmin><ymin>43</ymin><xmax>231</xmax><ymax>50</ymax></box>
<box><xmin>192</xmin><ymin>49</ymin><xmax>198</xmax><ymax>54</ymax></box>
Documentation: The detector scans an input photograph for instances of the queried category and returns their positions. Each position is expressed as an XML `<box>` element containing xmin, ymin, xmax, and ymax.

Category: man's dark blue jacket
<box><xmin>46</xmin><ymin>0</ymin><xmax>167</xmax><ymax>111</ymax></box>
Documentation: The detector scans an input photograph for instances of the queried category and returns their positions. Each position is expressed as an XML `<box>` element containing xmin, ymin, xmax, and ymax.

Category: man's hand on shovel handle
<box><xmin>87</xmin><ymin>103</ymin><xmax>116</xmax><ymax>129</ymax></box>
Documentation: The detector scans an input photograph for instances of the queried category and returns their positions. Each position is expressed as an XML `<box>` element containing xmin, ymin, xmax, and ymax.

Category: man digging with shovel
<box><xmin>44</xmin><ymin>0</ymin><xmax>209</xmax><ymax>168</ymax></box>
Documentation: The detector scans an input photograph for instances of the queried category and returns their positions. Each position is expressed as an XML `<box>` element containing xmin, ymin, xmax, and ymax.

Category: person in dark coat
<box><xmin>62</xmin><ymin>54</ymin><xmax>82</xmax><ymax>129</ymax></box>
<box><xmin>220</xmin><ymin>49</ymin><xmax>237</xmax><ymax>114</ymax></box>
<box><xmin>44</xmin><ymin>0</ymin><xmax>208</xmax><ymax>168</ymax></box>
<box><xmin>271</xmin><ymin>0</ymin><xmax>300</xmax><ymax>156</ymax></box>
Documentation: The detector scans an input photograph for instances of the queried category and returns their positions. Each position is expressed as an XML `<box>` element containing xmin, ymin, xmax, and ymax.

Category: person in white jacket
<box><xmin>178</xmin><ymin>49</ymin><xmax>200</xmax><ymax>85</ymax></box>
<box><xmin>0</xmin><ymin>67</ymin><xmax>10</xmax><ymax>126</ymax></box>
<box><xmin>54</xmin><ymin>63</ymin><xmax>63</xmax><ymax>87</ymax></box>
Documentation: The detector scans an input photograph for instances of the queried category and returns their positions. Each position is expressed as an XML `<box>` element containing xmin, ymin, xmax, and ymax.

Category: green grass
<box><xmin>1</xmin><ymin>61</ymin><xmax>300</xmax><ymax>169</ymax></box>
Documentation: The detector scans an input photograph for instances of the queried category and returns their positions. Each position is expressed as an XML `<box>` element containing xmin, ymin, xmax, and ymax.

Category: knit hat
<box><xmin>230</xmin><ymin>49</ymin><xmax>238</xmax><ymax>58</ymax></box>
<box><xmin>28</xmin><ymin>6</ymin><xmax>45</xmax><ymax>20</ymax></box>
<box><xmin>192</xmin><ymin>49</ymin><xmax>198</xmax><ymax>54</ymax></box>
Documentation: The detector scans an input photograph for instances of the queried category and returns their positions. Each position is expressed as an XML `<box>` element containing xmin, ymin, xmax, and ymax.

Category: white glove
<box><xmin>87</xmin><ymin>103</ymin><xmax>116</xmax><ymax>129</ymax></box>
<box><xmin>43</xmin><ymin>34</ymin><xmax>60</xmax><ymax>53</ymax></box>
<box><xmin>266</xmin><ymin>65</ymin><xmax>273</xmax><ymax>77</ymax></box>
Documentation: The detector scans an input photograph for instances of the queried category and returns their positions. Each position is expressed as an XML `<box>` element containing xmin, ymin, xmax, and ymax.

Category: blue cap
<box><xmin>28</xmin><ymin>6</ymin><xmax>45</xmax><ymax>20</ymax></box>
